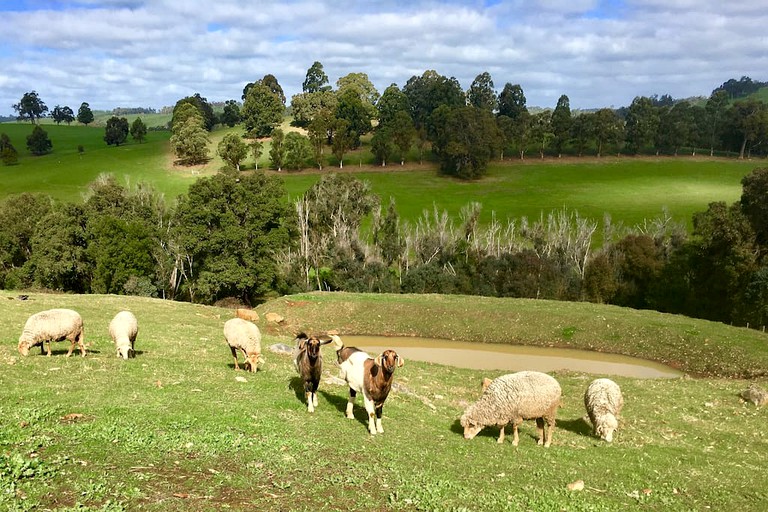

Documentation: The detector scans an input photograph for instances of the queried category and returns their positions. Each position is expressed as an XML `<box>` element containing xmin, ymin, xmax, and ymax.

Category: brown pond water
<box><xmin>344</xmin><ymin>335</ymin><xmax>682</xmax><ymax>379</ymax></box>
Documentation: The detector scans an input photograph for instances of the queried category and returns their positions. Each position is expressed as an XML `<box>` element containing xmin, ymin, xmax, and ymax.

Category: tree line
<box><xmin>3</xmin><ymin>167</ymin><xmax>768</xmax><ymax>329</ymax></box>
<box><xmin>6</xmin><ymin>70</ymin><xmax>767</xmax><ymax>174</ymax></box>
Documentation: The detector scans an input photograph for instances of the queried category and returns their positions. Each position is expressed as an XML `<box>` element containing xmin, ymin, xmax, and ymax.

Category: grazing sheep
<box><xmin>18</xmin><ymin>309</ymin><xmax>85</xmax><ymax>357</ymax></box>
<box><xmin>109</xmin><ymin>311</ymin><xmax>138</xmax><ymax>360</ymax></box>
<box><xmin>460</xmin><ymin>371</ymin><xmax>561</xmax><ymax>447</ymax></box>
<box><xmin>584</xmin><ymin>378</ymin><xmax>624</xmax><ymax>442</ymax></box>
<box><xmin>292</xmin><ymin>332</ymin><xmax>333</xmax><ymax>413</ymax></box>
<box><xmin>223</xmin><ymin>318</ymin><xmax>265</xmax><ymax>372</ymax></box>
<box><xmin>331</xmin><ymin>335</ymin><xmax>404</xmax><ymax>435</ymax></box>
<box><xmin>740</xmin><ymin>384</ymin><xmax>768</xmax><ymax>407</ymax></box>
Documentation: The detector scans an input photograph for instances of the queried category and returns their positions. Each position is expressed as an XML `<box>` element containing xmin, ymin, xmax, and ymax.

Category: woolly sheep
<box><xmin>223</xmin><ymin>318</ymin><xmax>265</xmax><ymax>372</ymax></box>
<box><xmin>109</xmin><ymin>311</ymin><xmax>138</xmax><ymax>360</ymax></box>
<box><xmin>18</xmin><ymin>308</ymin><xmax>86</xmax><ymax>357</ymax></box>
<box><xmin>460</xmin><ymin>371</ymin><xmax>561</xmax><ymax>447</ymax></box>
<box><xmin>584</xmin><ymin>378</ymin><xmax>624</xmax><ymax>442</ymax></box>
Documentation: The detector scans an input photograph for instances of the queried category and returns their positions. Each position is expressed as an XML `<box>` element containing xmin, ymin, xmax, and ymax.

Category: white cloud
<box><xmin>0</xmin><ymin>0</ymin><xmax>766</xmax><ymax>114</ymax></box>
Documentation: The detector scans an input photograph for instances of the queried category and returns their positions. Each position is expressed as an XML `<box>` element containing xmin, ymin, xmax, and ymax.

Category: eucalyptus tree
<box><xmin>336</xmin><ymin>72</ymin><xmax>379</xmax><ymax>118</ymax></box>
<box><xmin>705</xmin><ymin>89</ymin><xmax>729</xmax><ymax>156</ymax></box>
<box><xmin>724</xmin><ymin>98</ymin><xmax>768</xmax><ymax>159</ymax></box>
<box><xmin>77</xmin><ymin>102</ymin><xmax>94</xmax><ymax>125</ymax></box>
<box><xmin>624</xmin><ymin>96</ymin><xmax>659</xmax><ymax>154</ymax></box>
<box><xmin>402</xmin><ymin>70</ymin><xmax>465</xmax><ymax>130</ymax></box>
<box><xmin>550</xmin><ymin>95</ymin><xmax>572</xmax><ymax>156</ymax></box>
<box><xmin>217</xmin><ymin>133</ymin><xmax>249</xmax><ymax>171</ymax></box>
<box><xmin>335</xmin><ymin>88</ymin><xmax>372</xmax><ymax>147</ymax></box>
<box><xmin>13</xmin><ymin>91</ymin><xmax>48</xmax><ymax>123</ymax></box>
<box><xmin>26</xmin><ymin>125</ymin><xmax>52</xmax><ymax>155</ymax></box>
<box><xmin>173</xmin><ymin>93</ymin><xmax>217</xmax><ymax>131</ymax></box>
<box><xmin>130</xmin><ymin>117</ymin><xmax>147</xmax><ymax>143</ymax></box>
<box><xmin>284</xmin><ymin>132</ymin><xmax>312</xmax><ymax>170</ymax></box>
<box><xmin>269</xmin><ymin>128</ymin><xmax>286</xmax><ymax>171</ymax></box>
<box><xmin>51</xmin><ymin>105</ymin><xmax>75</xmax><ymax>125</ymax></box>
<box><xmin>497</xmin><ymin>83</ymin><xmax>527</xmax><ymax>121</ymax></box>
<box><xmin>221</xmin><ymin>100</ymin><xmax>241</xmax><ymax>127</ymax></box>
<box><xmin>241</xmin><ymin>82</ymin><xmax>284</xmax><ymax>137</ymax></box>
<box><xmin>430</xmin><ymin>105</ymin><xmax>500</xmax><ymax>179</ymax></box>
<box><xmin>467</xmin><ymin>71</ymin><xmax>497</xmax><ymax>113</ymax></box>
<box><xmin>289</xmin><ymin>90</ymin><xmax>337</xmax><ymax>128</ymax></box>
<box><xmin>104</xmin><ymin>116</ymin><xmax>129</xmax><ymax>146</ymax></box>
<box><xmin>302</xmin><ymin>61</ymin><xmax>331</xmax><ymax>93</ymax></box>
<box><xmin>377</xmin><ymin>83</ymin><xmax>410</xmax><ymax>127</ymax></box>
<box><xmin>170</xmin><ymin>113</ymin><xmax>210</xmax><ymax>164</ymax></box>
<box><xmin>592</xmin><ymin>108</ymin><xmax>624</xmax><ymax>157</ymax></box>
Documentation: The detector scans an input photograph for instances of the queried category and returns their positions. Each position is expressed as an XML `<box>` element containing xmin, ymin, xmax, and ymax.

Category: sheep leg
<box><xmin>374</xmin><ymin>403</ymin><xmax>384</xmax><ymax>434</ymax></box>
<box><xmin>230</xmin><ymin>346</ymin><xmax>240</xmax><ymax>370</ymax></box>
<box><xmin>497</xmin><ymin>425</ymin><xmax>505</xmax><ymax>444</ymax></box>
<box><xmin>77</xmin><ymin>333</ymin><xmax>86</xmax><ymax>357</ymax></box>
<box><xmin>511</xmin><ymin>421</ymin><xmax>520</xmax><ymax>446</ymax></box>
<box><xmin>536</xmin><ymin>418</ymin><xmax>545</xmax><ymax>446</ymax></box>
<box><xmin>345</xmin><ymin>388</ymin><xmax>357</xmax><ymax>419</ymax></box>
<box><xmin>66</xmin><ymin>338</ymin><xmax>75</xmax><ymax>357</ymax></box>
<box><xmin>45</xmin><ymin>341</ymin><xmax>52</xmax><ymax>357</ymax></box>
<box><xmin>544</xmin><ymin>419</ymin><xmax>554</xmax><ymax>448</ymax></box>
<box><xmin>363</xmin><ymin>395</ymin><xmax>378</xmax><ymax>435</ymax></box>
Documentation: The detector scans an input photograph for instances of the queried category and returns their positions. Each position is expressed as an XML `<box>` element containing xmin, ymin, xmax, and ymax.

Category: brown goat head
<box><xmin>374</xmin><ymin>350</ymin><xmax>404</xmax><ymax>373</ymax></box>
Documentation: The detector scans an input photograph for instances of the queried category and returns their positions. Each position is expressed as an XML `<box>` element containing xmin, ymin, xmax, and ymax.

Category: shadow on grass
<box><xmin>557</xmin><ymin>417</ymin><xmax>593</xmax><ymax>437</ymax></box>
<box><xmin>319</xmin><ymin>388</ymin><xmax>371</xmax><ymax>429</ymax></box>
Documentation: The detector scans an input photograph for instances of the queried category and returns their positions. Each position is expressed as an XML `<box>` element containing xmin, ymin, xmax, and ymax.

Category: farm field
<box><xmin>0</xmin><ymin>122</ymin><xmax>763</xmax><ymax>230</ymax></box>
<box><xmin>0</xmin><ymin>290</ymin><xmax>766</xmax><ymax>510</ymax></box>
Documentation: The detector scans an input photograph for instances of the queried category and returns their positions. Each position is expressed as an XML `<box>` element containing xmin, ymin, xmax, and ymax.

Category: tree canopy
<box><xmin>13</xmin><ymin>91</ymin><xmax>48</xmax><ymax>123</ymax></box>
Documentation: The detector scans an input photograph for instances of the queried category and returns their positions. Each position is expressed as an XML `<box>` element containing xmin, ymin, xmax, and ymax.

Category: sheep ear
<box><xmin>374</xmin><ymin>354</ymin><xmax>383</xmax><ymax>367</ymax></box>
<box><xmin>396</xmin><ymin>355</ymin><xmax>404</xmax><ymax>367</ymax></box>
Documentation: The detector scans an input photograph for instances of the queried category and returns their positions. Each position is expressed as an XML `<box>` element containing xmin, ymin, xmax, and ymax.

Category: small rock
<box><xmin>269</xmin><ymin>343</ymin><xmax>293</xmax><ymax>355</ymax></box>
<box><xmin>265</xmin><ymin>312</ymin><xmax>284</xmax><ymax>324</ymax></box>
<box><xmin>567</xmin><ymin>480</ymin><xmax>585</xmax><ymax>491</ymax></box>
<box><xmin>235</xmin><ymin>376</ymin><xmax>248</xmax><ymax>383</ymax></box>
<box><xmin>740</xmin><ymin>384</ymin><xmax>768</xmax><ymax>406</ymax></box>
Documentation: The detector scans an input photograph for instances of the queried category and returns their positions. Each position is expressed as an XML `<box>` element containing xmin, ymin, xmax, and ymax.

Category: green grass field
<box><xmin>0</xmin><ymin>122</ymin><xmax>764</xmax><ymax>231</ymax></box>
<box><xmin>0</xmin><ymin>290</ymin><xmax>766</xmax><ymax>510</ymax></box>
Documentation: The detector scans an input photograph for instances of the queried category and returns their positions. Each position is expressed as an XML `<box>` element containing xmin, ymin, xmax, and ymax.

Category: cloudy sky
<box><xmin>0</xmin><ymin>0</ymin><xmax>765</xmax><ymax>115</ymax></box>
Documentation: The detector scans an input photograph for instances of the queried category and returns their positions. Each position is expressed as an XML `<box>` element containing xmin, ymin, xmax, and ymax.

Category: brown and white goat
<box><xmin>330</xmin><ymin>335</ymin><xmax>404</xmax><ymax>435</ymax></box>
<box><xmin>292</xmin><ymin>332</ymin><xmax>333</xmax><ymax>413</ymax></box>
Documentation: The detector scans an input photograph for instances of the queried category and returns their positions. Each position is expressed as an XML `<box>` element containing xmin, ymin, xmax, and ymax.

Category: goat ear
<box><xmin>320</xmin><ymin>339</ymin><xmax>333</xmax><ymax>345</ymax></box>
<box><xmin>374</xmin><ymin>354</ymin><xmax>383</xmax><ymax>367</ymax></box>
<box><xmin>396</xmin><ymin>354</ymin><xmax>404</xmax><ymax>367</ymax></box>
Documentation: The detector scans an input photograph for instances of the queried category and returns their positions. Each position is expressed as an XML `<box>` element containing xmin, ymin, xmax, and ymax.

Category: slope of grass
<box><xmin>0</xmin><ymin>290</ymin><xmax>767</xmax><ymax>510</ymax></box>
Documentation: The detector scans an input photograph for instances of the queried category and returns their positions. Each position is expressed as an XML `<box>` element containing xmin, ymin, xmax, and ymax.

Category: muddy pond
<box><xmin>344</xmin><ymin>335</ymin><xmax>681</xmax><ymax>379</ymax></box>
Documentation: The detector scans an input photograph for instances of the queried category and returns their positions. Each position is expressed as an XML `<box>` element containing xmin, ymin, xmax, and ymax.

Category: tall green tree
<box><xmin>172</xmin><ymin>172</ymin><xmax>291</xmax><ymax>303</ymax></box>
<box><xmin>13</xmin><ymin>91</ymin><xmax>48</xmax><ymax>123</ymax></box>
<box><xmin>739</xmin><ymin>167</ymin><xmax>768</xmax><ymax>249</ymax></box>
<box><xmin>170</xmin><ymin>115</ymin><xmax>210</xmax><ymax>165</ymax></box>
<box><xmin>431</xmin><ymin>106</ymin><xmax>500</xmax><ymax>179</ymax></box>
<box><xmin>724</xmin><ymin>98</ymin><xmax>768</xmax><ymax>159</ymax></box>
<box><xmin>389</xmin><ymin>110</ymin><xmax>416</xmax><ymax>165</ymax></box>
<box><xmin>307</xmin><ymin>108</ymin><xmax>334</xmax><ymax>169</ymax></box>
<box><xmin>130</xmin><ymin>117</ymin><xmax>147</xmax><ymax>143</ymax></box>
<box><xmin>289</xmin><ymin>90</ymin><xmax>337</xmax><ymax>128</ymax></box>
<box><xmin>77</xmin><ymin>102</ymin><xmax>94</xmax><ymax>126</ymax></box>
<box><xmin>656</xmin><ymin>102</ymin><xmax>694</xmax><ymax>155</ymax></box>
<box><xmin>705</xmin><ymin>89</ymin><xmax>729</xmax><ymax>156</ymax></box>
<box><xmin>284</xmin><ymin>132</ymin><xmax>312</xmax><ymax>170</ymax></box>
<box><xmin>250</xmin><ymin>139</ymin><xmax>263</xmax><ymax>170</ymax></box>
<box><xmin>172</xmin><ymin>93</ymin><xmax>216</xmax><ymax>131</ymax></box>
<box><xmin>269</xmin><ymin>128</ymin><xmax>286</xmax><ymax>171</ymax></box>
<box><xmin>302</xmin><ymin>61</ymin><xmax>331</xmax><ymax>93</ymax></box>
<box><xmin>0</xmin><ymin>133</ymin><xmax>19</xmax><ymax>165</ymax></box>
<box><xmin>331</xmin><ymin>119</ymin><xmax>353</xmax><ymax>168</ymax></box>
<box><xmin>402</xmin><ymin>70</ymin><xmax>465</xmax><ymax>130</ymax></box>
<box><xmin>467</xmin><ymin>71</ymin><xmax>497</xmax><ymax>113</ymax></box>
<box><xmin>497</xmin><ymin>83</ymin><xmax>527</xmax><ymax>121</ymax></box>
<box><xmin>592</xmin><ymin>108</ymin><xmax>624</xmax><ymax>157</ymax></box>
<box><xmin>221</xmin><ymin>99</ymin><xmax>241</xmax><ymax>127</ymax></box>
<box><xmin>335</xmin><ymin>88</ymin><xmax>372</xmax><ymax>147</ymax></box>
<box><xmin>570</xmin><ymin>113</ymin><xmax>592</xmax><ymax>156</ymax></box>
<box><xmin>530</xmin><ymin>111</ymin><xmax>554</xmax><ymax>158</ymax></box>
<box><xmin>241</xmin><ymin>82</ymin><xmax>284</xmax><ymax>137</ymax></box>
<box><xmin>377</xmin><ymin>83</ymin><xmax>410</xmax><ymax>127</ymax></box>
<box><xmin>336</xmin><ymin>72</ymin><xmax>379</xmax><ymax>119</ymax></box>
<box><xmin>624</xmin><ymin>96</ymin><xmax>659</xmax><ymax>154</ymax></box>
<box><xmin>371</xmin><ymin>126</ymin><xmax>397</xmax><ymax>166</ymax></box>
<box><xmin>0</xmin><ymin>193</ymin><xmax>51</xmax><ymax>288</ymax></box>
<box><xmin>217</xmin><ymin>133</ymin><xmax>249</xmax><ymax>171</ymax></box>
<box><xmin>26</xmin><ymin>125</ymin><xmax>52</xmax><ymax>155</ymax></box>
<box><xmin>51</xmin><ymin>105</ymin><xmax>75</xmax><ymax>125</ymax></box>
<box><xmin>551</xmin><ymin>94</ymin><xmax>572</xmax><ymax>156</ymax></box>
<box><xmin>104</xmin><ymin>116</ymin><xmax>129</xmax><ymax>146</ymax></box>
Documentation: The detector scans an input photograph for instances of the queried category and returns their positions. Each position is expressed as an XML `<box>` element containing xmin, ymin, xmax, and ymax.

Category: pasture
<box><xmin>0</xmin><ymin>290</ymin><xmax>767</xmax><ymax>510</ymax></box>
<box><xmin>0</xmin><ymin>122</ymin><xmax>763</xmax><ymax>231</ymax></box>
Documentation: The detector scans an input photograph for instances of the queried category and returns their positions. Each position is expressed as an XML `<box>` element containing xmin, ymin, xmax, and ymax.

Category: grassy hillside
<box><xmin>0</xmin><ymin>290</ymin><xmax>766</xmax><ymax>510</ymax></box>
<box><xmin>0</xmin><ymin>121</ymin><xmax>762</xmax><ymax>231</ymax></box>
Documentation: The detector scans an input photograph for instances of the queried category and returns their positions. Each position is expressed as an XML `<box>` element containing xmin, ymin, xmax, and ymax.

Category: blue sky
<box><xmin>0</xmin><ymin>0</ymin><xmax>765</xmax><ymax>115</ymax></box>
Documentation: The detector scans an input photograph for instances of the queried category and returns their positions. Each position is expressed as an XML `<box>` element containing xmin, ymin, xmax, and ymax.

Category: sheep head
<box><xmin>595</xmin><ymin>414</ymin><xmax>619</xmax><ymax>442</ymax></box>
<box><xmin>374</xmin><ymin>350</ymin><xmax>404</xmax><ymax>373</ymax></box>
<box><xmin>117</xmin><ymin>346</ymin><xmax>131</xmax><ymax>360</ymax></box>
<box><xmin>244</xmin><ymin>353</ymin><xmax>265</xmax><ymax>372</ymax></box>
<box><xmin>481</xmin><ymin>377</ymin><xmax>492</xmax><ymax>392</ymax></box>
<box><xmin>17</xmin><ymin>339</ymin><xmax>31</xmax><ymax>357</ymax></box>
<box><xmin>460</xmin><ymin>414</ymin><xmax>484</xmax><ymax>440</ymax></box>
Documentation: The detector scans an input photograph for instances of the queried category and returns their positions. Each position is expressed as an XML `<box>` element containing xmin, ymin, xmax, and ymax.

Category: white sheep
<box><xmin>18</xmin><ymin>308</ymin><xmax>86</xmax><ymax>357</ymax></box>
<box><xmin>460</xmin><ymin>371</ymin><xmax>561</xmax><ymax>447</ymax></box>
<box><xmin>584</xmin><ymin>378</ymin><xmax>624</xmax><ymax>442</ymax></box>
<box><xmin>109</xmin><ymin>311</ymin><xmax>138</xmax><ymax>360</ymax></box>
<box><xmin>223</xmin><ymin>318</ymin><xmax>265</xmax><ymax>372</ymax></box>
